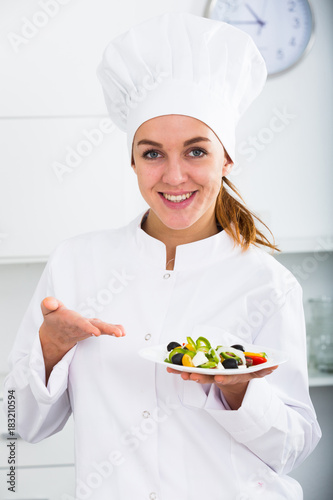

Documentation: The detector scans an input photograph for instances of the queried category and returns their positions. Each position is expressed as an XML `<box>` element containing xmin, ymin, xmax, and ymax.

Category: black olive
<box><xmin>222</xmin><ymin>358</ymin><xmax>238</xmax><ymax>369</ymax></box>
<box><xmin>167</xmin><ymin>341</ymin><xmax>181</xmax><ymax>352</ymax></box>
<box><xmin>171</xmin><ymin>353</ymin><xmax>184</xmax><ymax>365</ymax></box>
<box><xmin>231</xmin><ymin>344</ymin><xmax>245</xmax><ymax>352</ymax></box>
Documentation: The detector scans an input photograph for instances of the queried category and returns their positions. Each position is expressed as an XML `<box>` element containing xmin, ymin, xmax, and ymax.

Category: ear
<box><xmin>222</xmin><ymin>155</ymin><xmax>233</xmax><ymax>177</ymax></box>
<box><xmin>131</xmin><ymin>150</ymin><xmax>137</xmax><ymax>173</ymax></box>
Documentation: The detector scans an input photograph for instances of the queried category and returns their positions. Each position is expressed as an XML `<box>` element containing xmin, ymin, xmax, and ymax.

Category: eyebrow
<box><xmin>136</xmin><ymin>136</ymin><xmax>211</xmax><ymax>148</ymax></box>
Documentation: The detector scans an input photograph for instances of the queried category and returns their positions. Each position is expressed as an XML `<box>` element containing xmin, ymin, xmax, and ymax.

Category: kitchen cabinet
<box><xmin>308</xmin><ymin>368</ymin><xmax>333</xmax><ymax>387</ymax></box>
<box><xmin>0</xmin><ymin>112</ymin><xmax>332</xmax><ymax>261</ymax></box>
<box><xmin>0</xmin><ymin>392</ymin><xmax>75</xmax><ymax>499</ymax></box>
<box><xmin>0</xmin><ymin>117</ymin><xmax>147</xmax><ymax>262</ymax></box>
<box><xmin>233</xmin><ymin>65</ymin><xmax>333</xmax><ymax>251</ymax></box>
<box><xmin>1</xmin><ymin>0</ymin><xmax>332</xmax><ymax>258</ymax></box>
<box><xmin>227</xmin><ymin>0</ymin><xmax>333</xmax><ymax>252</ymax></box>
<box><xmin>0</xmin><ymin>0</ymin><xmax>150</xmax><ymax>117</ymax></box>
<box><xmin>289</xmin><ymin>385</ymin><xmax>333</xmax><ymax>500</ymax></box>
<box><xmin>0</xmin><ymin>410</ymin><xmax>74</xmax><ymax>467</ymax></box>
<box><xmin>1</xmin><ymin>0</ymin><xmax>332</xmax><ymax>259</ymax></box>
<box><xmin>0</xmin><ymin>0</ymin><xmax>198</xmax><ymax>118</ymax></box>
<box><xmin>0</xmin><ymin>465</ymin><xmax>75</xmax><ymax>499</ymax></box>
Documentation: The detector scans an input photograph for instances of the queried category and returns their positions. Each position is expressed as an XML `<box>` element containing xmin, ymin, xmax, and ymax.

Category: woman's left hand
<box><xmin>166</xmin><ymin>365</ymin><xmax>278</xmax><ymax>410</ymax></box>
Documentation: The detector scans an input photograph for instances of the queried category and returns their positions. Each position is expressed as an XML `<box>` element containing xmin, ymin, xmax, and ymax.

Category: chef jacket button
<box><xmin>145</xmin><ymin>333</ymin><xmax>151</xmax><ymax>341</ymax></box>
<box><xmin>149</xmin><ymin>493</ymin><xmax>157</xmax><ymax>500</ymax></box>
<box><xmin>163</xmin><ymin>273</ymin><xmax>171</xmax><ymax>279</ymax></box>
<box><xmin>142</xmin><ymin>410</ymin><xmax>150</xmax><ymax>418</ymax></box>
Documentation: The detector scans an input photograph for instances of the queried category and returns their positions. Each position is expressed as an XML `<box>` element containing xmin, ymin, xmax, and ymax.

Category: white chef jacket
<box><xmin>4</xmin><ymin>210</ymin><xmax>321</xmax><ymax>500</ymax></box>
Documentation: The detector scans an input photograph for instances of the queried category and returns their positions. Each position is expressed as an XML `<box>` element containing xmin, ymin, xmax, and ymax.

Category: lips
<box><xmin>161</xmin><ymin>191</ymin><xmax>194</xmax><ymax>203</ymax></box>
<box><xmin>158</xmin><ymin>190</ymin><xmax>197</xmax><ymax>209</ymax></box>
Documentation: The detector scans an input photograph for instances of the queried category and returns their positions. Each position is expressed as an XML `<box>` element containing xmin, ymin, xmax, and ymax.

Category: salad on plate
<box><xmin>165</xmin><ymin>336</ymin><xmax>268</xmax><ymax>370</ymax></box>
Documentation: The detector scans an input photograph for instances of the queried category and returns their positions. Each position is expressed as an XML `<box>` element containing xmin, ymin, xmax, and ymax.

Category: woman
<box><xmin>4</xmin><ymin>12</ymin><xmax>321</xmax><ymax>500</ymax></box>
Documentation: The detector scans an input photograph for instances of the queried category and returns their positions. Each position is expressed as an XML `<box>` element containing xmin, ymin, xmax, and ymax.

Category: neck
<box><xmin>141</xmin><ymin>209</ymin><xmax>220</xmax><ymax>270</ymax></box>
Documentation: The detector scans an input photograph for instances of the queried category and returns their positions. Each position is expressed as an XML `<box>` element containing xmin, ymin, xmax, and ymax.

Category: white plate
<box><xmin>139</xmin><ymin>343</ymin><xmax>288</xmax><ymax>375</ymax></box>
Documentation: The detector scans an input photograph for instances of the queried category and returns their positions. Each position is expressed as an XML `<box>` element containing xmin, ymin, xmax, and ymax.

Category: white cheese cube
<box><xmin>192</xmin><ymin>351</ymin><xmax>208</xmax><ymax>367</ymax></box>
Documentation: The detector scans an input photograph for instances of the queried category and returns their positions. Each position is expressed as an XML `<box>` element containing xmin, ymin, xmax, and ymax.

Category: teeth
<box><xmin>162</xmin><ymin>192</ymin><xmax>194</xmax><ymax>202</ymax></box>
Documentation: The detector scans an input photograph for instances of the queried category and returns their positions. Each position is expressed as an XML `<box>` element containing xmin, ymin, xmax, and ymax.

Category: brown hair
<box><xmin>215</xmin><ymin>176</ymin><xmax>279</xmax><ymax>252</ymax></box>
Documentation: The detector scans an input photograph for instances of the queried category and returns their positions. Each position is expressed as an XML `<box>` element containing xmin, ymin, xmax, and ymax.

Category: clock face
<box><xmin>207</xmin><ymin>0</ymin><xmax>314</xmax><ymax>75</ymax></box>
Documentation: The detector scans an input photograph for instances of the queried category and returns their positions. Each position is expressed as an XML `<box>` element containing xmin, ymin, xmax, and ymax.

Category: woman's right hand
<box><xmin>39</xmin><ymin>296</ymin><xmax>126</xmax><ymax>383</ymax></box>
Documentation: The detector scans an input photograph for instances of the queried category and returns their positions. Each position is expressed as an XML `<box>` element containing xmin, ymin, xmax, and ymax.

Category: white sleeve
<box><xmin>2</xmin><ymin>247</ymin><xmax>77</xmax><ymax>444</ymax></box>
<box><xmin>181</xmin><ymin>285</ymin><xmax>322</xmax><ymax>475</ymax></box>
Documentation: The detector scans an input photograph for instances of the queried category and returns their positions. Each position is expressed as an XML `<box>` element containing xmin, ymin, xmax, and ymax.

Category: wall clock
<box><xmin>206</xmin><ymin>0</ymin><xmax>314</xmax><ymax>76</ymax></box>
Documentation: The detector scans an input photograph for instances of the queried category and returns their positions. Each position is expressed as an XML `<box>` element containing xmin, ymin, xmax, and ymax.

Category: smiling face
<box><xmin>131</xmin><ymin>114</ymin><xmax>233</xmax><ymax>237</ymax></box>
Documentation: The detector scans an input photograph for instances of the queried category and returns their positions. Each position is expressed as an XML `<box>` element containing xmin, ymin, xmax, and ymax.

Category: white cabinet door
<box><xmin>231</xmin><ymin>0</ymin><xmax>333</xmax><ymax>252</ymax></box>
<box><xmin>0</xmin><ymin>0</ymin><xmax>196</xmax><ymax>117</ymax></box>
<box><xmin>0</xmin><ymin>117</ymin><xmax>147</xmax><ymax>261</ymax></box>
<box><xmin>0</xmin><ymin>412</ymin><xmax>74</xmax><ymax>467</ymax></box>
<box><xmin>1</xmin><ymin>1</ymin><xmax>332</xmax><ymax>256</ymax></box>
<box><xmin>0</xmin><ymin>0</ymin><xmax>145</xmax><ymax>116</ymax></box>
<box><xmin>0</xmin><ymin>465</ymin><xmax>75</xmax><ymax>499</ymax></box>
<box><xmin>0</xmin><ymin>408</ymin><xmax>75</xmax><ymax>499</ymax></box>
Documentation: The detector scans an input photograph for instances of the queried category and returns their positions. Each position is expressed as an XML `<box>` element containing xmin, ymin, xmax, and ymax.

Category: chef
<box><xmin>4</xmin><ymin>12</ymin><xmax>321</xmax><ymax>500</ymax></box>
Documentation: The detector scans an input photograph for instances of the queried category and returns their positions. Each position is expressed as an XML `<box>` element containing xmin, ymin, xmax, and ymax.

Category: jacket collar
<box><xmin>131</xmin><ymin>210</ymin><xmax>238</xmax><ymax>271</ymax></box>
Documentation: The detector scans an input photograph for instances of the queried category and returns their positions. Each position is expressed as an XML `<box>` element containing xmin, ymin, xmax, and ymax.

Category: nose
<box><xmin>162</xmin><ymin>157</ymin><xmax>188</xmax><ymax>186</ymax></box>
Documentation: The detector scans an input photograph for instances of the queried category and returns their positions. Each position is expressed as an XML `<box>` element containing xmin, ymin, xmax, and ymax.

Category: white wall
<box><xmin>0</xmin><ymin>0</ymin><xmax>332</xmax><ymax>259</ymax></box>
<box><xmin>233</xmin><ymin>0</ymin><xmax>333</xmax><ymax>247</ymax></box>
<box><xmin>1</xmin><ymin>0</ymin><xmax>332</xmax><ymax>499</ymax></box>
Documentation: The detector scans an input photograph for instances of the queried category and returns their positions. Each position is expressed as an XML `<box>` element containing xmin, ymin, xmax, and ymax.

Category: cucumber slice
<box><xmin>209</xmin><ymin>348</ymin><xmax>220</xmax><ymax>364</ymax></box>
<box><xmin>196</xmin><ymin>336</ymin><xmax>211</xmax><ymax>350</ymax></box>
<box><xmin>199</xmin><ymin>361</ymin><xmax>217</xmax><ymax>368</ymax></box>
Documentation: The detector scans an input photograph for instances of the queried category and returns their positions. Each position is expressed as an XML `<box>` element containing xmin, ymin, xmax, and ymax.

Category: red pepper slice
<box><xmin>248</xmin><ymin>355</ymin><xmax>267</xmax><ymax>366</ymax></box>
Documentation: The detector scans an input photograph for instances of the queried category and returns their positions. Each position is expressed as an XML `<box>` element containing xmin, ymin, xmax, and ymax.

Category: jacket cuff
<box><xmin>28</xmin><ymin>335</ymin><xmax>77</xmax><ymax>405</ymax></box>
<box><xmin>204</xmin><ymin>378</ymin><xmax>283</xmax><ymax>443</ymax></box>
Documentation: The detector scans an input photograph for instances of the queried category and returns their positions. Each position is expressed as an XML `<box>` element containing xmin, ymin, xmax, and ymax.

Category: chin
<box><xmin>161</xmin><ymin>213</ymin><xmax>198</xmax><ymax>230</ymax></box>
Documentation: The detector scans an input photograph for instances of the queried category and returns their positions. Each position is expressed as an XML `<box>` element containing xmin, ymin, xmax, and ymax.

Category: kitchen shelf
<box><xmin>276</xmin><ymin>237</ymin><xmax>333</xmax><ymax>254</ymax></box>
<box><xmin>308</xmin><ymin>367</ymin><xmax>333</xmax><ymax>387</ymax></box>
<box><xmin>0</xmin><ymin>256</ymin><xmax>48</xmax><ymax>265</ymax></box>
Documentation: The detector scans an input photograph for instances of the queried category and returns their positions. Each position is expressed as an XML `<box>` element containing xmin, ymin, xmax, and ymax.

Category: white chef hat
<box><xmin>97</xmin><ymin>12</ymin><xmax>267</xmax><ymax>162</ymax></box>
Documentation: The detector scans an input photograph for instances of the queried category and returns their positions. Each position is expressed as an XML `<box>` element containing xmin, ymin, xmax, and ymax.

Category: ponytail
<box><xmin>215</xmin><ymin>177</ymin><xmax>279</xmax><ymax>252</ymax></box>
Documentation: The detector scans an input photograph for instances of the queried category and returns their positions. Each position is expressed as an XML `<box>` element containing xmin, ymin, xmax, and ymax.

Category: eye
<box><xmin>142</xmin><ymin>149</ymin><xmax>162</xmax><ymax>160</ymax></box>
<box><xmin>188</xmin><ymin>148</ymin><xmax>206</xmax><ymax>158</ymax></box>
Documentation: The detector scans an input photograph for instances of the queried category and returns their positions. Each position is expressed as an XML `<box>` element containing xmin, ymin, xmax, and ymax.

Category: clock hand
<box><xmin>228</xmin><ymin>21</ymin><xmax>259</xmax><ymax>24</ymax></box>
<box><xmin>228</xmin><ymin>20</ymin><xmax>263</xmax><ymax>26</ymax></box>
<box><xmin>245</xmin><ymin>3</ymin><xmax>266</xmax><ymax>27</ymax></box>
